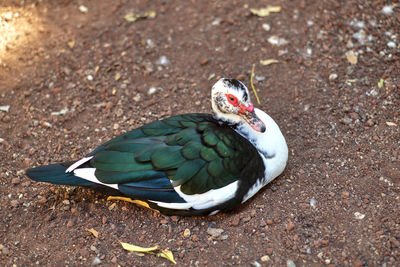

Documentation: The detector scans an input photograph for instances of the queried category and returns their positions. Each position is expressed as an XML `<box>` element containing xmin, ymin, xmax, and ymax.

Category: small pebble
<box><xmin>92</xmin><ymin>256</ymin><xmax>101</xmax><ymax>265</ymax></box>
<box><xmin>206</xmin><ymin>227</ymin><xmax>224</xmax><ymax>238</ymax></box>
<box><xmin>0</xmin><ymin>244</ymin><xmax>10</xmax><ymax>255</ymax></box>
<box><xmin>231</xmin><ymin>216</ymin><xmax>240</xmax><ymax>226</ymax></box>
<box><xmin>286</xmin><ymin>221</ymin><xmax>295</xmax><ymax>231</ymax></box>
<box><xmin>79</xmin><ymin>5</ymin><xmax>88</xmax><ymax>13</ymax></box>
<box><xmin>220</xmin><ymin>235</ymin><xmax>229</xmax><ymax>240</ymax></box>
<box><xmin>262</xmin><ymin>23</ymin><xmax>270</xmax><ymax>31</ymax></box>
<box><xmin>133</xmin><ymin>94</ymin><xmax>141</xmax><ymax>102</ymax></box>
<box><xmin>329</xmin><ymin>73</ymin><xmax>338</xmax><ymax>81</ymax></box>
<box><xmin>261</xmin><ymin>255</ymin><xmax>270</xmax><ymax>262</ymax></box>
<box><xmin>382</xmin><ymin>5</ymin><xmax>393</xmax><ymax>15</ymax></box>
<box><xmin>287</xmin><ymin>259</ymin><xmax>296</xmax><ymax>267</ymax></box>
<box><xmin>341</xmin><ymin>117</ymin><xmax>352</xmax><ymax>125</ymax></box>
<box><xmin>147</xmin><ymin>87</ymin><xmax>163</xmax><ymax>95</ymax></box>
<box><xmin>38</xmin><ymin>197</ymin><xmax>47</xmax><ymax>204</ymax></box>
<box><xmin>354</xmin><ymin>212</ymin><xmax>365</xmax><ymax>220</ymax></box>
<box><xmin>155</xmin><ymin>55</ymin><xmax>170</xmax><ymax>66</ymax></box>
<box><xmin>387</xmin><ymin>41</ymin><xmax>396</xmax><ymax>48</ymax></box>
<box><xmin>10</xmin><ymin>199</ymin><xmax>19</xmax><ymax>207</ymax></box>
<box><xmin>310</xmin><ymin>197</ymin><xmax>317</xmax><ymax>207</ymax></box>
<box><xmin>200</xmin><ymin>58</ymin><xmax>209</xmax><ymax>65</ymax></box>
<box><xmin>341</xmin><ymin>191</ymin><xmax>350</xmax><ymax>199</ymax></box>
<box><xmin>191</xmin><ymin>234</ymin><xmax>199</xmax><ymax>242</ymax></box>
<box><xmin>389</xmin><ymin>237</ymin><xmax>400</xmax><ymax>247</ymax></box>
<box><xmin>268</xmin><ymin>35</ymin><xmax>289</xmax><ymax>46</ymax></box>
<box><xmin>0</xmin><ymin>105</ymin><xmax>10</xmax><ymax>112</ymax></box>
<box><xmin>183</xmin><ymin>228</ymin><xmax>191</xmax><ymax>238</ymax></box>
<box><xmin>11</xmin><ymin>177</ymin><xmax>21</xmax><ymax>185</ymax></box>
<box><xmin>321</xmin><ymin>239</ymin><xmax>329</xmax><ymax>246</ymax></box>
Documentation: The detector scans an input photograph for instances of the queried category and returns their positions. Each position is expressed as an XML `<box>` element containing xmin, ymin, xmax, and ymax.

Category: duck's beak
<box><xmin>238</xmin><ymin>103</ymin><xmax>266</xmax><ymax>133</ymax></box>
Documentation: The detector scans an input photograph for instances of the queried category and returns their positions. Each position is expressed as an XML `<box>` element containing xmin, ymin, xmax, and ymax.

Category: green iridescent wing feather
<box><xmin>87</xmin><ymin>114</ymin><xmax>259</xmax><ymax>195</ymax></box>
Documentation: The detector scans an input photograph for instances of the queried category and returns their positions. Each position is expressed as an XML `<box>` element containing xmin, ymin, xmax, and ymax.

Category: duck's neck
<box><xmin>234</xmin><ymin>108</ymin><xmax>288</xmax><ymax>182</ymax></box>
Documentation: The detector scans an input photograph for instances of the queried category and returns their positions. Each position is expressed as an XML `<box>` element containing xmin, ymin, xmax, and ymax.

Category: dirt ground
<box><xmin>0</xmin><ymin>0</ymin><xmax>399</xmax><ymax>266</ymax></box>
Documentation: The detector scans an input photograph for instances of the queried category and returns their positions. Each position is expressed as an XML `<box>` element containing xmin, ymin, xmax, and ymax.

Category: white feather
<box><xmin>65</xmin><ymin>156</ymin><xmax>93</xmax><ymax>173</ymax></box>
<box><xmin>149</xmin><ymin>181</ymin><xmax>239</xmax><ymax>210</ymax></box>
<box><xmin>73</xmin><ymin>168</ymin><xmax>119</xmax><ymax>190</ymax></box>
<box><xmin>149</xmin><ymin>201</ymin><xmax>193</xmax><ymax>210</ymax></box>
<box><xmin>240</xmin><ymin>108</ymin><xmax>288</xmax><ymax>203</ymax></box>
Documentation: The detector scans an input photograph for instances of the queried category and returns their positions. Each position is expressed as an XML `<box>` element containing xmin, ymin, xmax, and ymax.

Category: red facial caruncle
<box><xmin>225</xmin><ymin>94</ymin><xmax>254</xmax><ymax>114</ymax></box>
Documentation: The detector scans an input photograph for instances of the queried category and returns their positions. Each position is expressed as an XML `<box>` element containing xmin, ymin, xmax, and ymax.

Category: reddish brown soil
<box><xmin>1</xmin><ymin>0</ymin><xmax>399</xmax><ymax>266</ymax></box>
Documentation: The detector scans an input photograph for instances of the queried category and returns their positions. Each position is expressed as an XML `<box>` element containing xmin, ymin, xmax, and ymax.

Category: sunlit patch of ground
<box><xmin>0</xmin><ymin>7</ymin><xmax>43</xmax><ymax>90</ymax></box>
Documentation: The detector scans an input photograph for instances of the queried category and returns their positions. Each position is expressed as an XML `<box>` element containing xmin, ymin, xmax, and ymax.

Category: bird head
<box><xmin>211</xmin><ymin>78</ymin><xmax>266</xmax><ymax>133</ymax></box>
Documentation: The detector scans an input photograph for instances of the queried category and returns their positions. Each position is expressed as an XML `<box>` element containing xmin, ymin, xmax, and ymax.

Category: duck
<box><xmin>26</xmin><ymin>78</ymin><xmax>288</xmax><ymax>216</ymax></box>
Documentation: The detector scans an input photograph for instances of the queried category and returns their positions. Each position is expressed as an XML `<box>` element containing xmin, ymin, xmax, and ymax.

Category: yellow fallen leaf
<box><xmin>112</xmin><ymin>88</ymin><xmax>117</xmax><ymax>95</ymax></box>
<box><xmin>67</xmin><ymin>41</ymin><xmax>75</xmax><ymax>49</ymax></box>
<box><xmin>115</xmin><ymin>73</ymin><xmax>121</xmax><ymax>81</ymax></box>
<box><xmin>108</xmin><ymin>202</ymin><xmax>116</xmax><ymax>210</ymax></box>
<box><xmin>386</xmin><ymin>121</ymin><xmax>397</xmax><ymax>126</ymax></box>
<box><xmin>157</xmin><ymin>249</ymin><xmax>176</xmax><ymax>264</ymax></box>
<box><xmin>86</xmin><ymin>228</ymin><xmax>99</xmax><ymax>238</ymax></box>
<box><xmin>260</xmin><ymin>59</ymin><xmax>280</xmax><ymax>66</ymax></box>
<box><xmin>250</xmin><ymin>6</ymin><xmax>281</xmax><ymax>17</ymax></box>
<box><xmin>346</xmin><ymin>51</ymin><xmax>358</xmax><ymax>65</ymax></box>
<box><xmin>250</xmin><ymin>65</ymin><xmax>261</xmax><ymax>105</ymax></box>
<box><xmin>124</xmin><ymin>11</ymin><xmax>156</xmax><ymax>22</ymax></box>
<box><xmin>119</xmin><ymin>241</ymin><xmax>158</xmax><ymax>253</ymax></box>
<box><xmin>107</xmin><ymin>196</ymin><xmax>159</xmax><ymax>213</ymax></box>
<box><xmin>378</xmin><ymin>78</ymin><xmax>384</xmax><ymax>88</ymax></box>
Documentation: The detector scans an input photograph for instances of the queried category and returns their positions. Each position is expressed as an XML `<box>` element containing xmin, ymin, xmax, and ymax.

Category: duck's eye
<box><xmin>225</xmin><ymin>94</ymin><xmax>239</xmax><ymax>107</ymax></box>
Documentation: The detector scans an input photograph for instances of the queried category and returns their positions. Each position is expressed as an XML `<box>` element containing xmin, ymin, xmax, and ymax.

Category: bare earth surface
<box><xmin>1</xmin><ymin>0</ymin><xmax>399</xmax><ymax>266</ymax></box>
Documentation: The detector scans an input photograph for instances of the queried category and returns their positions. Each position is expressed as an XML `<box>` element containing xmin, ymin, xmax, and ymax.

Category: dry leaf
<box><xmin>157</xmin><ymin>249</ymin><xmax>176</xmax><ymax>264</ymax></box>
<box><xmin>386</xmin><ymin>121</ymin><xmax>397</xmax><ymax>126</ymax></box>
<box><xmin>108</xmin><ymin>202</ymin><xmax>116</xmax><ymax>210</ymax></box>
<box><xmin>119</xmin><ymin>241</ymin><xmax>176</xmax><ymax>264</ymax></box>
<box><xmin>378</xmin><ymin>78</ymin><xmax>384</xmax><ymax>88</ymax></box>
<box><xmin>107</xmin><ymin>196</ymin><xmax>159</xmax><ymax>213</ymax></box>
<box><xmin>346</xmin><ymin>51</ymin><xmax>358</xmax><ymax>64</ymax></box>
<box><xmin>86</xmin><ymin>228</ymin><xmax>99</xmax><ymax>238</ymax></box>
<box><xmin>124</xmin><ymin>11</ymin><xmax>156</xmax><ymax>22</ymax></box>
<box><xmin>260</xmin><ymin>59</ymin><xmax>280</xmax><ymax>66</ymax></box>
<box><xmin>120</xmin><ymin>241</ymin><xmax>158</xmax><ymax>252</ymax></box>
<box><xmin>250</xmin><ymin>6</ymin><xmax>281</xmax><ymax>17</ymax></box>
<box><xmin>67</xmin><ymin>41</ymin><xmax>75</xmax><ymax>49</ymax></box>
<box><xmin>250</xmin><ymin>65</ymin><xmax>261</xmax><ymax>105</ymax></box>
<box><xmin>114</xmin><ymin>73</ymin><xmax>121</xmax><ymax>81</ymax></box>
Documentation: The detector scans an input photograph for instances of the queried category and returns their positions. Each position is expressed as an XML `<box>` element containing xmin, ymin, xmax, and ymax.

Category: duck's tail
<box><xmin>26</xmin><ymin>163</ymin><xmax>95</xmax><ymax>186</ymax></box>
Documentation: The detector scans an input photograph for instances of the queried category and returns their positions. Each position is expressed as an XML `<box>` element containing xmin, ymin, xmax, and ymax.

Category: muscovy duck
<box><xmin>26</xmin><ymin>78</ymin><xmax>288</xmax><ymax>216</ymax></box>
